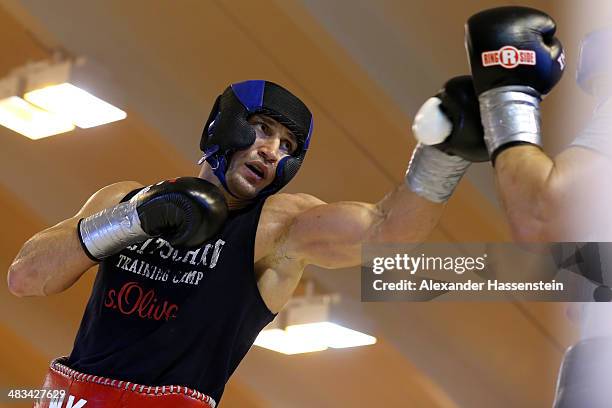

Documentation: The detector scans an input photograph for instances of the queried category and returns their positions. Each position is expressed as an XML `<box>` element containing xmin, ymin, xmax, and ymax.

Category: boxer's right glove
<box><xmin>406</xmin><ymin>76</ymin><xmax>488</xmax><ymax>203</ymax></box>
<box><xmin>465</xmin><ymin>6</ymin><xmax>565</xmax><ymax>163</ymax></box>
<box><xmin>78</xmin><ymin>177</ymin><xmax>228</xmax><ymax>261</ymax></box>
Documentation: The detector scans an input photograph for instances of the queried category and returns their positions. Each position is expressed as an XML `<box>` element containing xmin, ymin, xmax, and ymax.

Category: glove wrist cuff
<box><xmin>78</xmin><ymin>198</ymin><xmax>149</xmax><ymax>261</ymax></box>
<box><xmin>405</xmin><ymin>143</ymin><xmax>470</xmax><ymax>203</ymax></box>
<box><xmin>479</xmin><ymin>86</ymin><xmax>542</xmax><ymax>158</ymax></box>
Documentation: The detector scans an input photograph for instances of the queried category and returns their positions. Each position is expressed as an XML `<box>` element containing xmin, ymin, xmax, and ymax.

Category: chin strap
<box><xmin>198</xmin><ymin>145</ymin><xmax>241</xmax><ymax>199</ymax></box>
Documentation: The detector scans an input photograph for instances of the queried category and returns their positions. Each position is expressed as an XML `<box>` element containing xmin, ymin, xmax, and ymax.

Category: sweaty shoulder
<box><xmin>254</xmin><ymin>193</ymin><xmax>325</xmax><ymax>262</ymax></box>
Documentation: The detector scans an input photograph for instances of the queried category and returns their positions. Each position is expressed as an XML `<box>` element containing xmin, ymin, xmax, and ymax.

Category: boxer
<box><xmin>9</xmin><ymin>79</ymin><xmax>485</xmax><ymax>407</ymax></box>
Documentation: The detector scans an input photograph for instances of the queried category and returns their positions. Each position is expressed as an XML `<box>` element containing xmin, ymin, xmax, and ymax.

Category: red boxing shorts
<box><xmin>33</xmin><ymin>357</ymin><xmax>216</xmax><ymax>408</ymax></box>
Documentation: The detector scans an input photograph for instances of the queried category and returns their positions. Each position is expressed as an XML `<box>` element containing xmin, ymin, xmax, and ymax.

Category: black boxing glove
<box><xmin>406</xmin><ymin>76</ymin><xmax>487</xmax><ymax>203</ymax></box>
<box><xmin>415</xmin><ymin>76</ymin><xmax>488</xmax><ymax>161</ymax></box>
<box><xmin>465</xmin><ymin>6</ymin><xmax>566</xmax><ymax>162</ymax></box>
<box><xmin>132</xmin><ymin>178</ymin><xmax>228</xmax><ymax>247</ymax></box>
<box><xmin>78</xmin><ymin>177</ymin><xmax>228</xmax><ymax>261</ymax></box>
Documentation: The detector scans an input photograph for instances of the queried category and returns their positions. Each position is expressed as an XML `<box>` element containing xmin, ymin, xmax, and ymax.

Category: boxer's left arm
<box><xmin>263</xmin><ymin>76</ymin><xmax>487</xmax><ymax>269</ymax></box>
<box><xmin>264</xmin><ymin>186</ymin><xmax>442</xmax><ymax>269</ymax></box>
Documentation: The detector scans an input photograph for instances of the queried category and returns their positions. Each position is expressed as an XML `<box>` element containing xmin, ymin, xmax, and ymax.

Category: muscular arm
<box><xmin>265</xmin><ymin>184</ymin><xmax>443</xmax><ymax>270</ymax></box>
<box><xmin>494</xmin><ymin>145</ymin><xmax>612</xmax><ymax>241</ymax></box>
<box><xmin>7</xmin><ymin>181</ymin><xmax>143</xmax><ymax>297</ymax></box>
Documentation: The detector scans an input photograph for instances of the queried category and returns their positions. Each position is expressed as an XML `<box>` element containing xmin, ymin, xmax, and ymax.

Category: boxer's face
<box><xmin>224</xmin><ymin>114</ymin><xmax>298</xmax><ymax>199</ymax></box>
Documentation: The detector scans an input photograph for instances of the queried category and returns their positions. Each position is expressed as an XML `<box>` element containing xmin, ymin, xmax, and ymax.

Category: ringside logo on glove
<box><xmin>481</xmin><ymin>46</ymin><xmax>536</xmax><ymax>69</ymax></box>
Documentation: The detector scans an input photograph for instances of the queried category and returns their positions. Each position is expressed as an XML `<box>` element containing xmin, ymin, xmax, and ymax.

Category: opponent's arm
<box><xmin>493</xmin><ymin>145</ymin><xmax>612</xmax><ymax>242</ymax></box>
<box><xmin>465</xmin><ymin>7</ymin><xmax>568</xmax><ymax>242</ymax></box>
<box><xmin>7</xmin><ymin>181</ymin><xmax>143</xmax><ymax>297</ymax></box>
<box><xmin>466</xmin><ymin>7</ymin><xmax>612</xmax><ymax>242</ymax></box>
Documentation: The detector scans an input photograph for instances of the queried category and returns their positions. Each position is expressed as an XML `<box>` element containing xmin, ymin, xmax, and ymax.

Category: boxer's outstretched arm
<box><xmin>7</xmin><ymin>181</ymin><xmax>143</xmax><ymax>297</ymax></box>
<box><xmin>494</xmin><ymin>145</ymin><xmax>611</xmax><ymax>242</ymax></box>
<box><xmin>267</xmin><ymin>185</ymin><xmax>443</xmax><ymax>270</ymax></box>
<box><xmin>269</xmin><ymin>77</ymin><xmax>487</xmax><ymax>269</ymax></box>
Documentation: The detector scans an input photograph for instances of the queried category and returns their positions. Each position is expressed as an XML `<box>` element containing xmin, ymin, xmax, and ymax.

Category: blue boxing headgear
<box><xmin>200</xmin><ymin>80</ymin><xmax>313</xmax><ymax>198</ymax></box>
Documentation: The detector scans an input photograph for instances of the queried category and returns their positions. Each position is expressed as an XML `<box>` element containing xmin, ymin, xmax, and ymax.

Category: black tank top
<box><xmin>67</xmin><ymin>191</ymin><xmax>275</xmax><ymax>404</ymax></box>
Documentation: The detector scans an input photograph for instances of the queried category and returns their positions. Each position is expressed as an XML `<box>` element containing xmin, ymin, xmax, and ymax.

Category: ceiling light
<box><xmin>254</xmin><ymin>328</ymin><xmax>329</xmax><ymax>355</ymax></box>
<box><xmin>25</xmin><ymin>83</ymin><xmax>126</xmax><ymax>128</ymax></box>
<box><xmin>0</xmin><ymin>56</ymin><xmax>126</xmax><ymax>139</ymax></box>
<box><xmin>0</xmin><ymin>77</ymin><xmax>74</xmax><ymax>139</ymax></box>
<box><xmin>0</xmin><ymin>96</ymin><xmax>74</xmax><ymax>140</ymax></box>
<box><xmin>291</xmin><ymin>322</ymin><xmax>377</xmax><ymax>349</ymax></box>
<box><xmin>254</xmin><ymin>281</ymin><xmax>377</xmax><ymax>355</ymax></box>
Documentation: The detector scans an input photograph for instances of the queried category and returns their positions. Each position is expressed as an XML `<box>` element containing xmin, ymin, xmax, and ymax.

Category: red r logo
<box><xmin>499</xmin><ymin>46</ymin><xmax>520</xmax><ymax>68</ymax></box>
